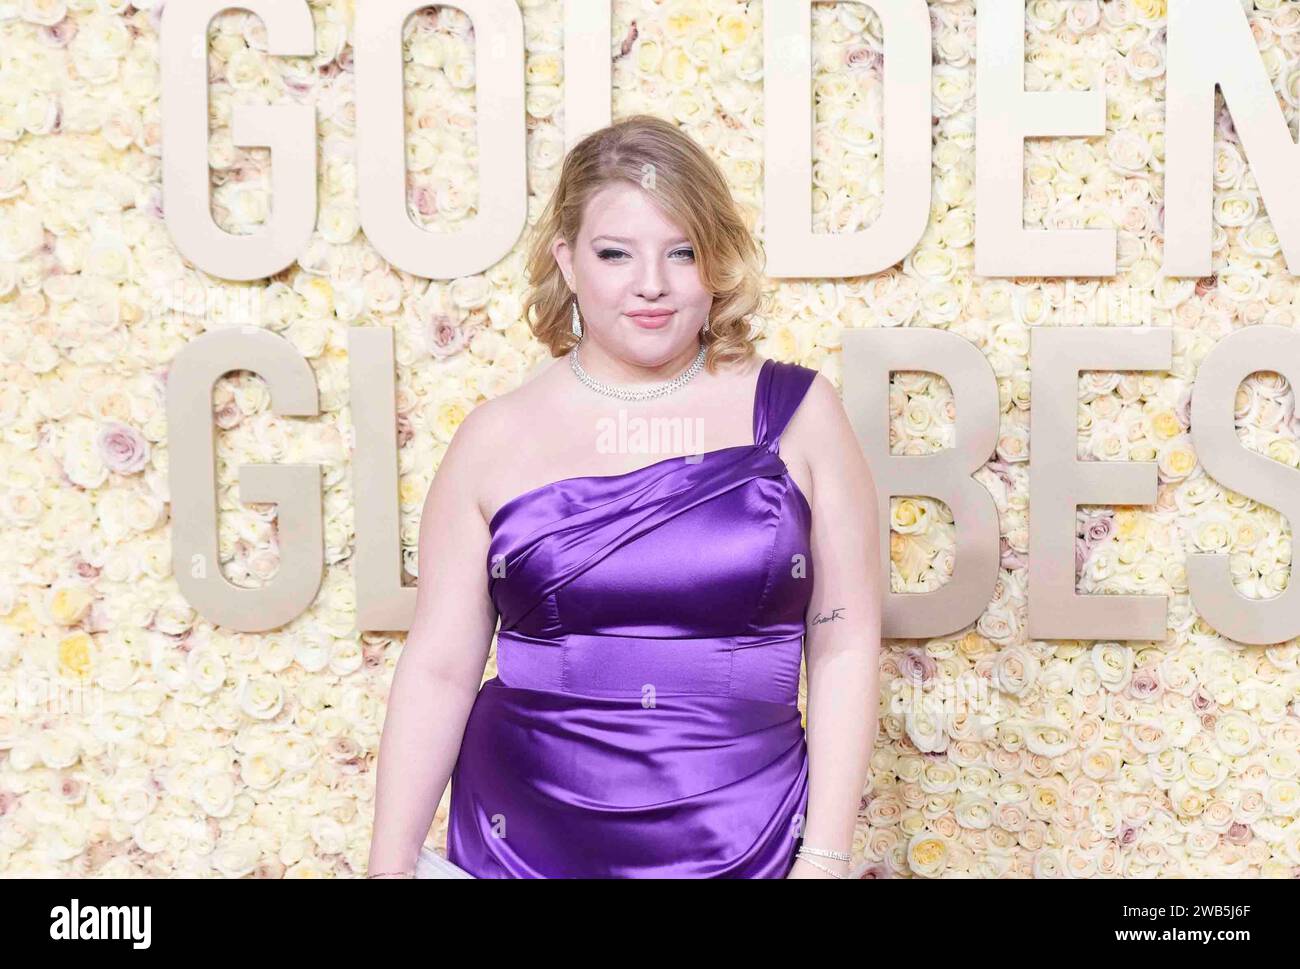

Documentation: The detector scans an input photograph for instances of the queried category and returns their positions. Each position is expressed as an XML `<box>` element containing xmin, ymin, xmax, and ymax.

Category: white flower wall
<box><xmin>2</xmin><ymin>0</ymin><xmax>1300</xmax><ymax>877</ymax></box>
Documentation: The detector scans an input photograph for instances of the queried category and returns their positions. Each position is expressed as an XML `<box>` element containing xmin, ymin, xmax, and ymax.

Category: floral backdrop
<box><xmin>1</xmin><ymin>0</ymin><xmax>1299</xmax><ymax>877</ymax></box>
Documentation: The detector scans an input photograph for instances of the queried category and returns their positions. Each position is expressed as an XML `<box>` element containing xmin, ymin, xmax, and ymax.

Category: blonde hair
<box><xmin>522</xmin><ymin>114</ymin><xmax>764</xmax><ymax>373</ymax></box>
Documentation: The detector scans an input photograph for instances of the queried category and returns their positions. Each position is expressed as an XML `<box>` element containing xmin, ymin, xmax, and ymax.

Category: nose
<box><xmin>635</xmin><ymin>255</ymin><xmax>667</xmax><ymax>300</ymax></box>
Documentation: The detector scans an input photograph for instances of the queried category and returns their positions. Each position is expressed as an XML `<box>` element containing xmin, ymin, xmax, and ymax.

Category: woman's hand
<box><xmin>786</xmin><ymin>856</ymin><xmax>851</xmax><ymax>879</ymax></box>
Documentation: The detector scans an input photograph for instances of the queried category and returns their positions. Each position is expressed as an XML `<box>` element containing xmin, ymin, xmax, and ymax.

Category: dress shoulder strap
<box><xmin>752</xmin><ymin>358</ymin><xmax>818</xmax><ymax>452</ymax></box>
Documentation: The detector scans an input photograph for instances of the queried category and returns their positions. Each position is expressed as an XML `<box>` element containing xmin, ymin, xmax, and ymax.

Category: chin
<box><xmin>620</xmin><ymin>336</ymin><xmax>691</xmax><ymax>365</ymax></box>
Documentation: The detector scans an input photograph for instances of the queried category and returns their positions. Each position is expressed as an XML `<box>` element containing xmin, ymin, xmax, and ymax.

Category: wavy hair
<box><xmin>522</xmin><ymin>114</ymin><xmax>764</xmax><ymax>373</ymax></box>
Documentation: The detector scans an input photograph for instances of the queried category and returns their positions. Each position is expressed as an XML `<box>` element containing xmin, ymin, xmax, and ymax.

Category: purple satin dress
<box><xmin>446</xmin><ymin>357</ymin><xmax>817</xmax><ymax>877</ymax></box>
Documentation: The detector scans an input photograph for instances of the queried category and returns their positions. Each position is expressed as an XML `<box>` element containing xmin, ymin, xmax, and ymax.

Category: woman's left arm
<box><xmin>786</xmin><ymin>373</ymin><xmax>883</xmax><ymax>878</ymax></box>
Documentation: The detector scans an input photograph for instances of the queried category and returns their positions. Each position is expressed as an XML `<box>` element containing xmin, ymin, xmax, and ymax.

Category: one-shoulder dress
<box><xmin>445</xmin><ymin>357</ymin><xmax>818</xmax><ymax>877</ymax></box>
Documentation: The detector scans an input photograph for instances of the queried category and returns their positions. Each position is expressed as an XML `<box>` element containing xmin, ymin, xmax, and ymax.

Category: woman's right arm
<box><xmin>365</xmin><ymin>403</ymin><xmax>501</xmax><ymax>877</ymax></box>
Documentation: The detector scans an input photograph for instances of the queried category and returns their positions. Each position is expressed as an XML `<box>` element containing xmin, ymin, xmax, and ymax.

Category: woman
<box><xmin>366</xmin><ymin>115</ymin><xmax>881</xmax><ymax>878</ymax></box>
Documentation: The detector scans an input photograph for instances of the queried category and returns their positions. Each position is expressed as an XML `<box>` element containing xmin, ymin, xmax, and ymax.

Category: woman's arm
<box><xmin>786</xmin><ymin>374</ymin><xmax>883</xmax><ymax>879</ymax></box>
<box><xmin>366</xmin><ymin>403</ymin><xmax>501</xmax><ymax>877</ymax></box>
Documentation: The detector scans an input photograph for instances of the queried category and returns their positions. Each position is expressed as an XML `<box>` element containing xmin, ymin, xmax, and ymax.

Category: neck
<box><xmin>573</xmin><ymin>338</ymin><xmax>703</xmax><ymax>385</ymax></box>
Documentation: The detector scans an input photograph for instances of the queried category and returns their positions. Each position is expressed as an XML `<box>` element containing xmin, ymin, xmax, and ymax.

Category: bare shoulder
<box><xmin>438</xmin><ymin>394</ymin><xmax>506</xmax><ymax>482</ymax></box>
<box><xmin>443</xmin><ymin>359</ymin><xmax>559</xmax><ymax>469</ymax></box>
<box><xmin>785</xmin><ymin>370</ymin><xmax>878</xmax><ymax>505</ymax></box>
<box><xmin>433</xmin><ymin>359</ymin><xmax>562</xmax><ymax>528</ymax></box>
<box><xmin>786</xmin><ymin>369</ymin><xmax>847</xmax><ymax>445</ymax></box>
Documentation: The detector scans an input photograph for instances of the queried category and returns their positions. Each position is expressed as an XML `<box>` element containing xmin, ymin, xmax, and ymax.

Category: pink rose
<box><xmin>617</xmin><ymin>22</ymin><xmax>638</xmax><ymax>58</ymax></box>
<box><xmin>899</xmin><ymin>646</ymin><xmax>935</xmax><ymax>685</ymax></box>
<box><xmin>38</xmin><ymin>20</ymin><xmax>76</xmax><ymax>47</ymax></box>
<box><xmin>283</xmin><ymin>71</ymin><xmax>317</xmax><ymax>97</ymax></box>
<box><xmin>1174</xmin><ymin>389</ymin><xmax>1192</xmax><ymax>429</ymax></box>
<box><xmin>854</xmin><ymin>861</ymin><xmax>891</xmax><ymax>879</ymax></box>
<box><xmin>1084</xmin><ymin>513</ymin><xmax>1114</xmax><ymax>545</ymax></box>
<box><xmin>395</xmin><ymin>413</ymin><xmax>414</xmax><ymax>448</ymax></box>
<box><xmin>425</xmin><ymin>315</ymin><xmax>468</xmax><ymax>359</ymax></box>
<box><xmin>1127</xmin><ymin>666</ymin><xmax>1162</xmax><ymax>701</ymax></box>
<box><xmin>1001</xmin><ymin>537</ymin><xmax>1028</xmax><ymax>571</ymax></box>
<box><xmin>987</xmin><ymin>462</ymin><xmax>1015</xmax><ymax>490</ymax></box>
<box><xmin>844</xmin><ymin>44</ymin><xmax>882</xmax><ymax>74</ymax></box>
<box><xmin>411</xmin><ymin>186</ymin><xmax>437</xmax><ymax>218</ymax></box>
<box><xmin>1224</xmin><ymin>822</ymin><xmax>1252</xmax><ymax>845</ymax></box>
<box><xmin>97</xmin><ymin>420</ymin><xmax>150</xmax><ymax>474</ymax></box>
<box><xmin>213</xmin><ymin>398</ymin><xmax>242</xmax><ymax>431</ymax></box>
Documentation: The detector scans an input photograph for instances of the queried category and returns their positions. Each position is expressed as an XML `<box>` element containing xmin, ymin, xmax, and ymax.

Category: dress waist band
<box><xmin>495</xmin><ymin>629</ymin><xmax>804</xmax><ymax>706</ymax></box>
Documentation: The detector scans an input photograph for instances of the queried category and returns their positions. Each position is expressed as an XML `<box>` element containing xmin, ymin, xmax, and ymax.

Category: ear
<box><xmin>551</xmin><ymin>236</ymin><xmax>575</xmax><ymax>292</ymax></box>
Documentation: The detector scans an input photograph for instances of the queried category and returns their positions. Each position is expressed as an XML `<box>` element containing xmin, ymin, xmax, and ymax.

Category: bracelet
<box><xmin>797</xmin><ymin>844</ymin><xmax>852</xmax><ymax>862</ymax></box>
<box><xmin>794</xmin><ymin>852</ymin><xmax>848</xmax><ymax>879</ymax></box>
<box><xmin>366</xmin><ymin>870</ymin><xmax>414</xmax><ymax>879</ymax></box>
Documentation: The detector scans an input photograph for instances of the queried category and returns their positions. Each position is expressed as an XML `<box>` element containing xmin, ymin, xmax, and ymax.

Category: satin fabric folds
<box><xmin>446</xmin><ymin>358</ymin><xmax>819</xmax><ymax>878</ymax></box>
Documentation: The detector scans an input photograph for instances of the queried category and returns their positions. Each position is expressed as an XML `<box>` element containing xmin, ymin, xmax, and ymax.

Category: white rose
<box><xmin>994</xmin><ymin>646</ymin><xmax>1038</xmax><ymax>695</ymax></box>
<box><xmin>1240</xmin><ymin>218</ymin><xmax>1281</xmax><ymax>257</ymax></box>
<box><xmin>238</xmin><ymin>676</ymin><xmax>285</xmax><ymax>720</ymax></box>
<box><xmin>1125</xmin><ymin>41</ymin><xmax>1165</xmax><ymax>81</ymax></box>
<box><xmin>1184</xmin><ymin>752</ymin><xmax>1229</xmax><ymax>791</ymax></box>
<box><xmin>907</xmin><ymin>833</ymin><xmax>951</xmax><ymax>876</ymax></box>
<box><xmin>193</xmin><ymin>769</ymin><xmax>236</xmax><ymax>817</ymax></box>
<box><xmin>1025</xmin><ymin>721</ymin><xmax>1073</xmax><ymax>757</ymax></box>
<box><xmin>21</xmin><ymin>0</ymin><xmax>67</xmax><ymax>26</ymax></box>
<box><xmin>225</xmin><ymin>183</ymin><xmax>270</xmax><ymax>229</ymax></box>
<box><xmin>1214</xmin><ymin>191</ymin><xmax>1259</xmax><ymax>228</ymax></box>
<box><xmin>932</xmin><ymin>65</ymin><xmax>973</xmax><ymax>117</ymax></box>
<box><xmin>954</xmin><ymin>794</ymin><xmax>994</xmax><ymax>830</ymax></box>
<box><xmin>318</xmin><ymin>205</ymin><xmax>358</xmax><ymax>245</ymax></box>
<box><xmin>287</xmin><ymin>317</ymin><xmax>327</xmax><ymax>359</ymax></box>
<box><xmin>62</xmin><ymin>421</ymin><xmax>108</xmax><ymax>489</ymax></box>
<box><xmin>1212</xmin><ymin>142</ymin><xmax>1246</xmax><ymax>189</ymax></box>
<box><xmin>295</xmin><ymin>627</ymin><xmax>332</xmax><ymax>673</ymax></box>
<box><xmin>36</xmin><ymin>730</ymin><xmax>80</xmax><ymax>769</ymax></box>
<box><xmin>1091</xmin><ymin>642</ymin><xmax>1133</xmax><ymax>691</ymax></box>
<box><xmin>1108</xmin><ymin>129</ymin><xmax>1152</xmax><ymax>175</ymax></box>
<box><xmin>1264</xmin><ymin>779</ymin><xmax>1300</xmax><ymax>816</ymax></box>
<box><xmin>113</xmin><ymin>784</ymin><xmax>155</xmax><ymax>824</ymax></box>
<box><xmin>187</xmin><ymin>643</ymin><xmax>227</xmax><ymax>694</ymax></box>
<box><xmin>40</xmin><ymin>819</ymin><xmax>88</xmax><ymax>862</ymax></box>
<box><xmin>1192</xmin><ymin>511</ymin><xmax>1233</xmax><ymax>553</ymax></box>
<box><xmin>903</xmin><ymin>691</ymin><xmax>949</xmax><ymax>753</ymax></box>
<box><xmin>241</xmin><ymin>748</ymin><xmax>282</xmax><ymax>791</ymax></box>
<box><xmin>0</xmin><ymin>201</ymin><xmax>45</xmax><ymax>260</ymax></box>
<box><xmin>225</xmin><ymin>47</ymin><xmax>265</xmax><ymax>90</ymax></box>
<box><xmin>212</xmin><ymin>839</ymin><xmax>261</xmax><ymax>877</ymax></box>
<box><xmin>18</xmin><ymin>92</ymin><xmax>57</xmax><ymax>136</ymax></box>
<box><xmin>329</xmin><ymin>638</ymin><xmax>363</xmax><ymax>676</ymax></box>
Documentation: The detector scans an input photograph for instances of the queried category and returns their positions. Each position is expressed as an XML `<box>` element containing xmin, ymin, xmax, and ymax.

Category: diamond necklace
<box><xmin>568</xmin><ymin>340</ymin><xmax>707</xmax><ymax>401</ymax></box>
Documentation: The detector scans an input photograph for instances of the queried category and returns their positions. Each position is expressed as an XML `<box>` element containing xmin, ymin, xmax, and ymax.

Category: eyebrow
<box><xmin>591</xmin><ymin>236</ymin><xmax>693</xmax><ymax>246</ymax></box>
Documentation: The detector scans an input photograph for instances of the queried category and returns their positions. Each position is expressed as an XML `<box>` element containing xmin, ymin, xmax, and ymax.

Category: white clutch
<box><xmin>414</xmin><ymin>844</ymin><xmax>475</xmax><ymax>879</ymax></box>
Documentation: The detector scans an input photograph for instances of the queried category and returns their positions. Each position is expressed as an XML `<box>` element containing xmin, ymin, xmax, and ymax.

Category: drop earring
<box><xmin>571</xmin><ymin>299</ymin><xmax>583</xmax><ymax>338</ymax></box>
